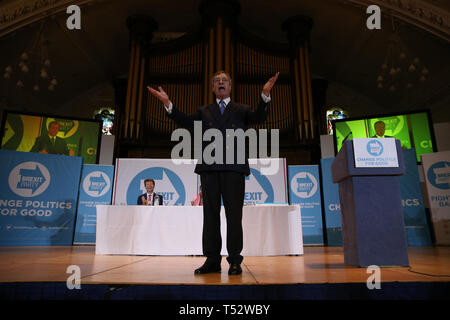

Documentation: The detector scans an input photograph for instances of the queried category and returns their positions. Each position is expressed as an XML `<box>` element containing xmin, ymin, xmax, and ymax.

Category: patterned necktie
<box><xmin>51</xmin><ymin>137</ymin><xmax>55</xmax><ymax>145</ymax></box>
<box><xmin>148</xmin><ymin>194</ymin><xmax>152</xmax><ymax>205</ymax></box>
<box><xmin>219</xmin><ymin>100</ymin><xmax>225</xmax><ymax>115</ymax></box>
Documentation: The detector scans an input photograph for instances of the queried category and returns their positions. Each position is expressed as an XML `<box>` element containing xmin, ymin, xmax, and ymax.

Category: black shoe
<box><xmin>194</xmin><ymin>263</ymin><xmax>221</xmax><ymax>275</ymax></box>
<box><xmin>228</xmin><ymin>263</ymin><xmax>242</xmax><ymax>275</ymax></box>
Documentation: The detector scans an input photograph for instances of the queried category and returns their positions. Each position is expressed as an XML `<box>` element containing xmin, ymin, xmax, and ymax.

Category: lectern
<box><xmin>331</xmin><ymin>139</ymin><xmax>409</xmax><ymax>267</ymax></box>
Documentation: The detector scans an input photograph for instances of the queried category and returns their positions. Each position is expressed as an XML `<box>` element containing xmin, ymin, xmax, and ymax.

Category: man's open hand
<box><xmin>147</xmin><ymin>86</ymin><xmax>170</xmax><ymax>107</ymax></box>
<box><xmin>262</xmin><ymin>72</ymin><xmax>280</xmax><ymax>97</ymax></box>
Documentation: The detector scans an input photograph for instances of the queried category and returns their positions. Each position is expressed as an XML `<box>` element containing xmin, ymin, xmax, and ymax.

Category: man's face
<box><xmin>48</xmin><ymin>123</ymin><xmax>59</xmax><ymax>137</ymax></box>
<box><xmin>375</xmin><ymin>122</ymin><xmax>385</xmax><ymax>137</ymax></box>
<box><xmin>145</xmin><ymin>181</ymin><xmax>155</xmax><ymax>193</ymax></box>
<box><xmin>212</xmin><ymin>73</ymin><xmax>232</xmax><ymax>100</ymax></box>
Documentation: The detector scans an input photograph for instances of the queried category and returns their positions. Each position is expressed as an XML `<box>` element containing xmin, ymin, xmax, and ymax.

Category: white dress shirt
<box><xmin>146</xmin><ymin>193</ymin><xmax>154</xmax><ymax>205</ymax></box>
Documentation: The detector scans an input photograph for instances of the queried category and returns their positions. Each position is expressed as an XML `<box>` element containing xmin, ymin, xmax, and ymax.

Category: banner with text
<box><xmin>113</xmin><ymin>158</ymin><xmax>288</xmax><ymax>206</ymax></box>
<box><xmin>113</xmin><ymin>159</ymin><xmax>197</xmax><ymax>206</ymax></box>
<box><xmin>288</xmin><ymin>165</ymin><xmax>323</xmax><ymax>244</ymax></box>
<box><xmin>246</xmin><ymin>159</ymin><xmax>288</xmax><ymax>205</ymax></box>
<box><xmin>399</xmin><ymin>149</ymin><xmax>432</xmax><ymax>246</ymax></box>
<box><xmin>320</xmin><ymin>158</ymin><xmax>342</xmax><ymax>246</ymax></box>
<box><xmin>422</xmin><ymin>151</ymin><xmax>450</xmax><ymax>245</ymax></box>
<box><xmin>0</xmin><ymin>150</ymin><xmax>82</xmax><ymax>245</ymax></box>
<box><xmin>353</xmin><ymin>138</ymin><xmax>399</xmax><ymax>168</ymax></box>
<box><xmin>73</xmin><ymin>164</ymin><xmax>114</xmax><ymax>244</ymax></box>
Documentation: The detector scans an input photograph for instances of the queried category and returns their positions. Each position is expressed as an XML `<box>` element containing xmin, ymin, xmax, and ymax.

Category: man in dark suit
<box><xmin>372</xmin><ymin>120</ymin><xmax>392</xmax><ymax>138</ymax></box>
<box><xmin>30</xmin><ymin>121</ymin><xmax>73</xmax><ymax>155</ymax></box>
<box><xmin>137</xmin><ymin>178</ymin><xmax>163</xmax><ymax>205</ymax></box>
<box><xmin>148</xmin><ymin>70</ymin><xmax>279</xmax><ymax>275</ymax></box>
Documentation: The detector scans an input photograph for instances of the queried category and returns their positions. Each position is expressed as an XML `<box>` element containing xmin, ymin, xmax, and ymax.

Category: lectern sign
<box><xmin>353</xmin><ymin>138</ymin><xmax>399</xmax><ymax>168</ymax></box>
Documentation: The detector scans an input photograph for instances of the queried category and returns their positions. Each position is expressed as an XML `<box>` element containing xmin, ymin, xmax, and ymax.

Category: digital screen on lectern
<box><xmin>0</xmin><ymin>110</ymin><xmax>102</xmax><ymax>164</ymax></box>
<box><xmin>332</xmin><ymin>110</ymin><xmax>436</xmax><ymax>162</ymax></box>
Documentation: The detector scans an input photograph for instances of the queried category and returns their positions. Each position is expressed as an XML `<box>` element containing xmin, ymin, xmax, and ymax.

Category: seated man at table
<box><xmin>137</xmin><ymin>179</ymin><xmax>163</xmax><ymax>206</ymax></box>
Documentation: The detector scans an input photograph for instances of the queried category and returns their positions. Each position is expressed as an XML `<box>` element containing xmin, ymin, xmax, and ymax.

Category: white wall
<box><xmin>99</xmin><ymin>135</ymin><xmax>115</xmax><ymax>165</ymax></box>
<box><xmin>320</xmin><ymin>134</ymin><xmax>335</xmax><ymax>159</ymax></box>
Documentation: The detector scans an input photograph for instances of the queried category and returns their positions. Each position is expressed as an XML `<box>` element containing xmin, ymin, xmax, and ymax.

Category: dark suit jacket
<box><xmin>168</xmin><ymin>98</ymin><xmax>270</xmax><ymax>176</ymax></box>
<box><xmin>137</xmin><ymin>193</ymin><xmax>163</xmax><ymax>205</ymax></box>
<box><xmin>30</xmin><ymin>135</ymin><xmax>69</xmax><ymax>155</ymax></box>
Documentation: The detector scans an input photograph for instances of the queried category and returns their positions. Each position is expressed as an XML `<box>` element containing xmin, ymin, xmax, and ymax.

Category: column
<box><xmin>282</xmin><ymin>15</ymin><xmax>314</xmax><ymax>141</ymax></box>
<box><xmin>199</xmin><ymin>0</ymin><xmax>241</xmax><ymax>104</ymax></box>
<box><xmin>123</xmin><ymin>14</ymin><xmax>157</xmax><ymax>141</ymax></box>
<box><xmin>312</xmin><ymin>78</ymin><xmax>329</xmax><ymax>137</ymax></box>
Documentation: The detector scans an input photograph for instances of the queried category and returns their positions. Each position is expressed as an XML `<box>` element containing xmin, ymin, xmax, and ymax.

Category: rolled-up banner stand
<box><xmin>74</xmin><ymin>164</ymin><xmax>114</xmax><ymax>244</ymax></box>
<box><xmin>0</xmin><ymin>150</ymin><xmax>82</xmax><ymax>246</ymax></box>
<box><xmin>320</xmin><ymin>157</ymin><xmax>343</xmax><ymax>246</ymax></box>
<box><xmin>288</xmin><ymin>165</ymin><xmax>324</xmax><ymax>244</ymax></box>
<box><xmin>421</xmin><ymin>151</ymin><xmax>450</xmax><ymax>245</ymax></box>
<box><xmin>399</xmin><ymin>149</ymin><xmax>432</xmax><ymax>246</ymax></box>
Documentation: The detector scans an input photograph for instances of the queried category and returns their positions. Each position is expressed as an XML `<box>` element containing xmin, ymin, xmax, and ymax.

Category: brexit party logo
<box><xmin>82</xmin><ymin>171</ymin><xmax>111</xmax><ymax>197</ymax></box>
<box><xmin>367</xmin><ymin>140</ymin><xmax>384</xmax><ymax>157</ymax></box>
<box><xmin>8</xmin><ymin>161</ymin><xmax>51</xmax><ymax>197</ymax></box>
<box><xmin>244</xmin><ymin>169</ymin><xmax>274</xmax><ymax>205</ymax></box>
<box><xmin>127</xmin><ymin>167</ymin><xmax>186</xmax><ymax>205</ymax></box>
<box><xmin>427</xmin><ymin>161</ymin><xmax>450</xmax><ymax>190</ymax></box>
<box><xmin>291</xmin><ymin>172</ymin><xmax>318</xmax><ymax>199</ymax></box>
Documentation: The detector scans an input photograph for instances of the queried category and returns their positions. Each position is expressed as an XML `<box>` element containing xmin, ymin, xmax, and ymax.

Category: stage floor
<box><xmin>0</xmin><ymin>246</ymin><xmax>449</xmax><ymax>285</ymax></box>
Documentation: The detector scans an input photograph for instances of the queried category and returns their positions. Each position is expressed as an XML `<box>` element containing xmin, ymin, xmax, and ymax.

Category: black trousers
<box><xmin>200</xmin><ymin>171</ymin><xmax>245</xmax><ymax>265</ymax></box>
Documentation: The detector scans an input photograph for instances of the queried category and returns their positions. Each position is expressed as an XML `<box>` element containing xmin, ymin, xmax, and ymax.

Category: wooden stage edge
<box><xmin>0</xmin><ymin>246</ymin><xmax>449</xmax><ymax>286</ymax></box>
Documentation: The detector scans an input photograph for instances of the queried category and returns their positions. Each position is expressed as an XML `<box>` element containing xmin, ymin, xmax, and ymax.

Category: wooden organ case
<box><xmin>114</xmin><ymin>1</ymin><xmax>328</xmax><ymax>165</ymax></box>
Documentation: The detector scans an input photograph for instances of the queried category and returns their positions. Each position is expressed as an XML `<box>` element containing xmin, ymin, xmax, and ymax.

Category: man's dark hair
<box><xmin>48</xmin><ymin>121</ymin><xmax>59</xmax><ymax>128</ymax></box>
<box><xmin>144</xmin><ymin>179</ymin><xmax>155</xmax><ymax>186</ymax></box>
<box><xmin>374</xmin><ymin>120</ymin><xmax>385</xmax><ymax>127</ymax></box>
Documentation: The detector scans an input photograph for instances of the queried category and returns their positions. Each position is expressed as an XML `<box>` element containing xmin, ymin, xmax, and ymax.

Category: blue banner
<box><xmin>320</xmin><ymin>158</ymin><xmax>343</xmax><ymax>246</ymax></box>
<box><xmin>288</xmin><ymin>165</ymin><xmax>323</xmax><ymax>244</ymax></box>
<box><xmin>399</xmin><ymin>149</ymin><xmax>432</xmax><ymax>246</ymax></box>
<box><xmin>74</xmin><ymin>164</ymin><xmax>114</xmax><ymax>244</ymax></box>
<box><xmin>0</xmin><ymin>150</ymin><xmax>82</xmax><ymax>245</ymax></box>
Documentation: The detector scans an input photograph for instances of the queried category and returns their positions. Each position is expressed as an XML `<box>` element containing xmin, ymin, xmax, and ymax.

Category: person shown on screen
<box><xmin>30</xmin><ymin>121</ymin><xmax>74</xmax><ymax>156</ymax></box>
<box><xmin>372</xmin><ymin>120</ymin><xmax>392</xmax><ymax>138</ymax></box>
<box><xmin>148</xmin><ymin>70</ymin><xmax>279</xmax><ymax>276</ymax></box>
<box><xmin>191</xmin><ymin>185</ymin><xmax>203</xmax><ymax>206</ymax></box>
<box><xmin>137</xmin><ymin>179</ymin><xmax>163</xmax><ymax>206</ymax></box>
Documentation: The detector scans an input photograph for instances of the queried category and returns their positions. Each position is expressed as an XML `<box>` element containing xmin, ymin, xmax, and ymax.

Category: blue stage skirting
<box><xmin>1</xmin><ymin>282</ymin><xmax>449</xmax><ymax>300</ymax></box>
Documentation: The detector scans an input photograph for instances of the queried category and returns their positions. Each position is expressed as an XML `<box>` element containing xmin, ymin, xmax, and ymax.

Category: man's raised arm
<box><xmin>147</xmin><ymin>85</ymin><xmax>201</xmax><ymax>128</ymax></box>
<box><xmin>147</xmin><ymin>86</ymin><xmax>172</xmax><ymax>112</ymax></box>
<box><xmin>262</xmin><ymin>72</ymin><xmax>279</xmax><ymax>98</ymax></box>
<box><xmin>246</xmin><ymin>72</ymin><xmax>280</xmax><ymax>124</ymax></box>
